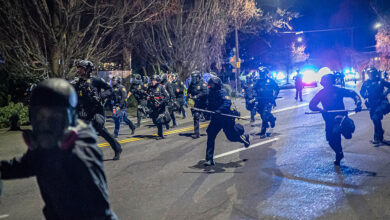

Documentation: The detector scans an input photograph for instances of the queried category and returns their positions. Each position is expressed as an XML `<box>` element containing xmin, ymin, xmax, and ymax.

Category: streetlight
<box><xmin>374</xmin><ymin>22</ymin><xmax>383</xmax><ymax>29</ymax></box>
<box><xmin>297</xmin><ymin>37</ymin><xmax>303</xmax><ymax>42</ymax></box>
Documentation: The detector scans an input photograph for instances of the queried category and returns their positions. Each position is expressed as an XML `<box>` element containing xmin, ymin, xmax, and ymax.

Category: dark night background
<box><xmin>228</xmin><ymin>0</ymin><xmax>390</xmax><ymax>72</ymax></box>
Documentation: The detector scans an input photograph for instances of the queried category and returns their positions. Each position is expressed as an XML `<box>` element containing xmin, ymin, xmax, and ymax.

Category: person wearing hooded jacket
<box><xmin>309</xmin><ymin>74</ymin><xmax>362</xmax><ymax>165</ymax></box>
<box><xmin>204</xmin><ymin>76</ymin><xmax>250</xmax><ymax>166</ymax></box>
<box><xmin>0</xmin><ymin>79</ymin><xmax>117</xmax><ymax>219</ymax></box>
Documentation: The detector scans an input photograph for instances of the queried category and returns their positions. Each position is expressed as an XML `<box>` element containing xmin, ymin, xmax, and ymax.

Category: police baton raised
<box><xmin>191</xmin><ymin>107</ymin><xmax>250</xmax><ymax>120</ymax></box>
<box><xmin>305</xmin><ymin>109</ymin><xmax>369</xmax><ymax>114</ymax></box>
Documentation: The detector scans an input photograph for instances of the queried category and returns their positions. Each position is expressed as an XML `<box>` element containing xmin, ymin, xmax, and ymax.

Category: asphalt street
<box><xmin>1</xmin><ymin>83</ymin><xmax>390</xmax><ymax>219</ymax></box>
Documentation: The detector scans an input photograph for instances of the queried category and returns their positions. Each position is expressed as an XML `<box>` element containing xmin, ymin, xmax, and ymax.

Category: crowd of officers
<box><xmin>0</xmin><ymin>59</ymin><xmax>389</xmax><ymax>218</ymax></box>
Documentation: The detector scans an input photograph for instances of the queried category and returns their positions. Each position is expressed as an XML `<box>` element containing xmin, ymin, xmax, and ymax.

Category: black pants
<box><xmin>180</xmin><ymin>105</ymin><xmax>187</xmax><ymax>118</ymax></box>
<box><xmin>152</xmin><ymin>118</ymin><xmax>164</xmax><ymax>137</ymax></box>
<box><xmin>191</xmin><ymin>110</ymin><xmax>201</xmax><ymax>137</ymax></box>
<box><xmin>257</xmin><ymin>102</ymin><xmax>275</xmax><ymax>135</ymax></box>
<box><xmin>295</xmin><ymin>88</ymin><xmax>303</xmax><ymax>101</ymax></box>
<box><xmin>91</xmin><ymin>114</ymin><xmax>122</xmax><ymax>153</ymax></box>
<box><xmin>245</xmin><ymin>100</ymin><xmax>256</xmax><ymax>122</ymax></box>
<box><xmin>324</xmin><ymin>114</ymin><xmax>344</xmax><ymax>159</ymax></box>
<box><xmin>206</xmin><ymin>117</ymin><xmax>245</xmax><ymax>161</ymax></box>
<box><xmin>369</xmin><ymin>101</ymin><xmax>390</xmax><ymax>141</ymax></box>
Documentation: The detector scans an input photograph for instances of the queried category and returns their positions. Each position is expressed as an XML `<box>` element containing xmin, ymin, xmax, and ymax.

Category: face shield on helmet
<box><xmin>191</xmin><ymin>71</ymin><xmax>202</xmax><ymax>85</ymax></box>
<box><xmin>366</xmin><ymin>67</ymin><xmax>380</xmax><ymax>81</ymax></box>
<box><xmin>111</xmin><ymin>76</ymin><xmax>121</xmax><ymax>87</ymax></box>
<box><xmin>76</xmin><ymin>60</ymin><xmax>94</xmax><ymax>77</ymax></box>
<box><xmin>29</xmin><ymin>79</ymin><xmax>78</xmax><ymax>149</ymax></box>
<box><xmin>258</xmin><ymin>68</ymin><xmax>269</xmax><ymax>79</ymax></box>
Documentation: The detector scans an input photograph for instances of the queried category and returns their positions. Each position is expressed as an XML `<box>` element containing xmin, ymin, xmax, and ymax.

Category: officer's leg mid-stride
<box><xmin>93</xmin><ymin>114</ymin><xmax>122</xmax><ymax>160</ymax></box>
<box><xmin>192</xmin><ymin>110</ymin><xmax>201</xmax><ymax>139</ymax></box>
<box><xmin>205</xmin><ymin>118</ymin><xmax>250</xmax><ymax>166</ymax></box>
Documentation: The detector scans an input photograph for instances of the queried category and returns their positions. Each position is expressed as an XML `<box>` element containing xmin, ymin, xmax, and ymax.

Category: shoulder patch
<box><xmin>225</xmin><ymin>96</ymin><xmax>230</xmax><ymax>100</ymax></box>
<box><xmin>197</xmin><ymin>85</ymin><xmax>201</xmax><ymax>90</ymax></box>
<box><xmin>87</xmin><ymin>79</ymin><xmax>91</xmax><ymax>84</ymax></box>
<box><xmin>203</xmin><ymin>83</ymin><xmax>207</xmax><ymax>87</ymax></box>
<box><xmin>138</xmin><ymin>85</ymin><xmax>141</xmax><ymax>89</ymax></box>
<box><xmin>157</xmin><ymin>88</ymin><xmax>160</xmax><ymax>92</ymax></box>
<box><xmin>122</xmin><ymin>88</ymin><xmax>126</xmax><ymax>92</ymax></box>
<box><xmin>181</xmin><ymin>82</ymin><xmax>183</xmax><ymax>85</ymax></box>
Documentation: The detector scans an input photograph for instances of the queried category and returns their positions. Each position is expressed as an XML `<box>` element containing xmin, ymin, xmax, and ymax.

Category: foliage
<box><xmin>0</xmin><ymin>102</ymin><xmax>29</xmax><ymax>128</ymax></box>
<box><xmin>376</xmin><ymin>24</ymin><xmax>390</xmax><ymax>71</ymax></box>
<box><xmin>291</xmin><ymin>42</ymin><xmax>309</xmax><ymax>63</ymax></box>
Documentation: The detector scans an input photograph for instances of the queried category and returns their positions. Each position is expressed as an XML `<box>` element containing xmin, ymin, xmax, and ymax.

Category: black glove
<box><xmin>355</xmin><ymin>104</ymin><xmax>362</xmax><ymax>113</ymax></box>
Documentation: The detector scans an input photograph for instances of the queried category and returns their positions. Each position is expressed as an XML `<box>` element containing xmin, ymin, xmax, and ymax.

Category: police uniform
<box><xmin>130</xmin><ymin>82</ymin><xmax>149</xmax><ymax>127</ymax></box>
<box><xmin>73</xmin><ymin>77</ymin><xmax>122</xmax><ymax>155</ymax></box>
<box><xmin>112</xmin><ymin>84</ymin><xmax>136</xmax><ymax>137</ymax></box>
<box><xmin>188</xmin><ymin>80</ymin><xmax>208</xmax><ymax>138</ymax></box>
<box><xmin>0</xmin><ymin>120</ymin><xmax>117</xmax><ymax>219</ymax></box>
<box><xmin>242</xmin><ymin>77</ymin><xmax>256</xmax><ymax>122</ymax></box>
<box><xmin>147</xmin><ymin>84</ymin><xmax>170</xmax><ymax>138</ymax></box>
<box><xmin>172</xmin><ymin>79</ymin><xmax>187</xmax><ymax>119</ymax></box>
<box><xmin>162</xmin><ymin>81</ymin><xmax>178</xmax><ymax>127</ymax></box>
<box><xmin>254</xmin><ymin>76</ymin><xmax>280</xmax><ymax>137</ymax></box>
<box><xmin>310</xmin><ymin>76</ymin><xmax>362</xmax><ymax>165</ymax></box>
<box><xmin>360</xmin><ymin>78</ymin><xmax>390</xmax><ymax>143</ymax></box>
<box><xmin>205</xmin><ymin>81</ymin><xmax>249</xmax><ymax>164</ymax></box>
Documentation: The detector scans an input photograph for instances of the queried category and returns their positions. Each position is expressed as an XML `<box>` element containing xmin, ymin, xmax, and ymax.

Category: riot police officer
<box><xmin>360</xmin><ymin>67</ymin><xmax>390</xmax><ymax>144</ymax></box>
<box><xmin>72</xmin><ymin>60</ymin><xmax>122</xmax><ymax>160</ymax></box>
<box><xmin>0</xmin><ymin>79</ymin><xmax>117</xmax><ymax>219</ymax></box>
<box><xmin>242</xmin><ymin>73</ymin><xmax>257</xmax><ymax>122</ymax></box>
<box><xmin>161</xmin><ymin>73</ymin><xmax>178</xmax><ymax>128</ymax></box>
<box><xmin>111</xmin><ymin>76</ymin><xmax>136</xmax><ymax>137</ymax></box>
<box><xmin>171</xmin><ymin>73</ymin><xmax>187</xmax><ymax>119</ymax></box>
<box><xmin>129</xmin><ymin>74</ymin><xmax>149</xmax><ymax>127</ymax></box>
<box><xmin>294</xmin><ymin>69</ymin><xmax>303</xmax><ymax>101</ymax></box>
<box><xmin>310</xmin><ymin>74</ymin><xmax>362</xmax><ymax>165</ymax></box>
<box><xmin>148</xmin><ymin>75</ymin><xmax>170</xmax><ymax>140</ymax></box>
<box><xmin>187</xmin><ymin>71</ymin><xmax>208</xmax><ymax>139</ymax></box>
<box><xmin>254</xmin><ymin>68</ymin><xmax>280</xmax><ymax>138</ymax></box>
<box><xmin>204</xmin><ymin>76</ymin><xmax>250</xmax><ymax>166</ymax></box>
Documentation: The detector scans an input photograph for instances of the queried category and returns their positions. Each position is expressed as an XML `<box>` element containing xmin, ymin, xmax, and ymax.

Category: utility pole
<box><xmin>234</xmin><ymin>19</ymin><xmax>240</xmax><ymax>93</ymax></box>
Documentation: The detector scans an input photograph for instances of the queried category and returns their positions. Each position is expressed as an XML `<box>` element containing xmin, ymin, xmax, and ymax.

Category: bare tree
<box><xmin>135</xmin><ymin>0</ymin><xmax>257</xmax><ymax>78</ymax></box>
<box><xmin>0</xmin><ymin>0</ymin><xmax>171</xmax><ymax>79</ymax></box>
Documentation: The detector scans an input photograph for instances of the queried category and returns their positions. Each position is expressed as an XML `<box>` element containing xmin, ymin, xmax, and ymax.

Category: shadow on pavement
<box><xmin>185</xmin><ymin>159</ymin><xmax>247</xmax><ymax>174</ymax></box>
<box><xmin>132</xmin><ymin>134</ymin><xmax>158</xmax><ymax>140</ymax></box>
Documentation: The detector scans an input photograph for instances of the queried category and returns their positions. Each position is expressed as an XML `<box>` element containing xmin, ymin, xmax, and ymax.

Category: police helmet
<box><xmin>30</xmin><ymin>78</ymin><xmax>78</xmax><ymax>126</ymax></box>
<box><xmin>258</xmin><ymin>67</ymin><xmax>269</xmax><ymax>79</ymax></box>
<box><xmin>191</xmin><ymin>71</ymin><xmax>202</xmax><ymax>84</ymax></box>
<box><xmin>208</xmin><ymin>76</ymin><xmax>223</xmax><ymax>89</ymax></box>
<box><xmin>111</xmin><ymin>76</ymin><xmax>121</xmax><ymax>87</ymax></box>
<box><xmin>172</xmin><ymin>73</ymin><xmax>178</xmax><ymax>83</ymax></box>
<box><xmin>365</xmin><ymin>67</ymin><xmax>380</xmax><ymax>81</ymax></box>
<box><xmin>133</xmin><ymin>74</ymin><xmax>142</xmax><ymax>85</ymax></box>
<box><xmin>151</xmin><ymin>74</ymin><xmax>161</xmax><ymax>83</ymax></box>
<box><xmin>76</xmin><ymin>60</ymin><xmax>94</xmax><ymax>74</ymax></box>
<box><xmin>160</xmin><ymin>74</ymin><xmax>168</xmax><ymax>84</ymax></box>
<box><xmin>320</xmin><ymin>74</ymin><xmax>335</xmax><ymax>88</ymax></box>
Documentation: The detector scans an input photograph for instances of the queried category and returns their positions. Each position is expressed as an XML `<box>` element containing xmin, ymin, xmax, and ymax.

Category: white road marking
<box><xmin>214</xmin><ymin>137</ymin><xmax>279</xmax><ymax>159</ymax></box>
<box><xmin>0</xmin><ymin>215</ymin><xmax>9</xmax><ymax>219</ymax></box>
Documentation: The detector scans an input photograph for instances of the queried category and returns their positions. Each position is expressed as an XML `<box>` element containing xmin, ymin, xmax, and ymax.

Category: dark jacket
<box><xmin>147</xmin><ymin>84</ymin><xmax>169</xmax><ymax>117</ymax></box>
<box><xmin>73</xmin><ymin>77</ymin><xmax>112</xmax><ymax>121</ymax></box>
<box><xmin>207</xmin><ymin>88</ymin><xmax>232</xmax><ymax>115</ymax></box>
<box><xmin>112</xmin><ymin>84</ymin><xmax>128</xmax><ymax>109</ymax></box>
<box><xmin>255</xmin><ymin>77</ymin><xmax>280</xmax><ymax>104</ymax></box>
<box><xmin>0</xmin><ymin>120</ymin><xmax>117</xmax><ymax>220</ymax></box>
<box><xmin>188</xmin><ymin>81</ymin><xmax>208</xmax><ymax>108</ymax></box>
<box><xmin>360</xmin><ymin>79</ymin><xmax>390</xmax><ymax>107</ymax></box>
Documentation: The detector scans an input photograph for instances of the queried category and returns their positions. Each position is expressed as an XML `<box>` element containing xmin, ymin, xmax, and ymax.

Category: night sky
<box><xmin>246</xmin><ymin>0</ymin><xmax>390</xmax><ymax>70</ymax></box>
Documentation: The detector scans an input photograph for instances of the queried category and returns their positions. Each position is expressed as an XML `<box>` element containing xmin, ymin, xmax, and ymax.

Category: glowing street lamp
<box><xmin>374</xmin><ymin>22</ymin><xmax>383</xmax><ymax>29</ymax></box>
<box><xmin>297</xmin><ymin>37</ymin><xmax>303</xmax><ymax>42</ymax></box>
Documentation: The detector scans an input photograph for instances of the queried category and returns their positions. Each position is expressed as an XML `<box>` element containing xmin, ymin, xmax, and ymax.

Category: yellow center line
<box><xmin>98</xmin><ymin>123</ymin><xmax>210</xmax><ymax>147</ymax></box>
